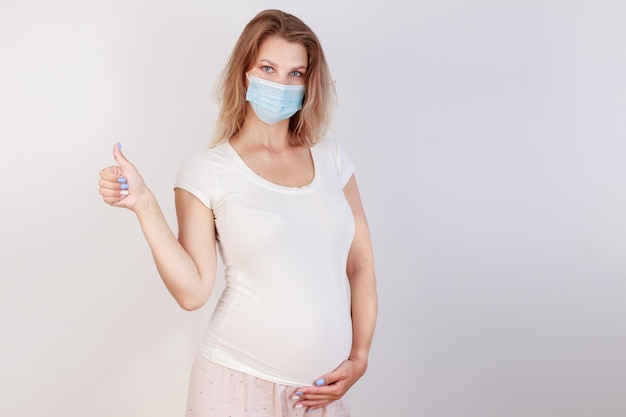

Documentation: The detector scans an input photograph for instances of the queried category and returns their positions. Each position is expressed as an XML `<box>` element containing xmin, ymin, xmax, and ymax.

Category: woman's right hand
<box><xmin>98</xmin><ymin>143</ymin><xmax>152</xmax><ymax>212</ymax></box>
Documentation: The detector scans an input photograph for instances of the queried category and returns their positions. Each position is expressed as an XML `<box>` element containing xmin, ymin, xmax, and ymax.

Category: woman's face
<box><xmin>248</xmin><ymin>36</ymin><xmax>308</xmax><ymax>86</ymax></box>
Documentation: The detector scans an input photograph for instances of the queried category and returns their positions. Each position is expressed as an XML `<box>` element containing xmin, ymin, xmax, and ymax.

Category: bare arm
<box><xmin>344</xmin><ymin>174</ymin><xmax>378</xmax><ymax>369</ymax></box>
<box><xmin>99</xmin><ymin>144</ymin><xmax>217</xmax><ymax>310</ymax></box>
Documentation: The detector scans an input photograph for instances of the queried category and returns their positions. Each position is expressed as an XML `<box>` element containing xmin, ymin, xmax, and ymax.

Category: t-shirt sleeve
<box><xmin>174</xmin><ymin>151</ymin><xmax>217</xmax><ymax>209</ymax></box>
<box><xmin>326</xmin><ymin>137</ymin><xmax>355</xmax><ymax>188</ymax></box>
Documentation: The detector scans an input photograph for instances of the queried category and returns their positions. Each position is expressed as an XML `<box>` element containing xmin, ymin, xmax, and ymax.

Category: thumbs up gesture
<box><xmin>98</xmin><ymin>142</ymin><xmax>151</xmax><ymax>212</ymax></box>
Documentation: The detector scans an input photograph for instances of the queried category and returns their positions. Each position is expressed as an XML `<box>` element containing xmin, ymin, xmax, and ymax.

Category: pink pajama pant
<box><xmin>185</xmin><ymin>352</ymin><xmax>351</xmax><ymax>417</ymax></box>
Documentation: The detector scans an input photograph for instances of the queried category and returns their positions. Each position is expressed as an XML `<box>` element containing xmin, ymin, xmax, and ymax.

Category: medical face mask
<box><xmin>245</xmin><ymin>75</ymin><xmax>306</xmax><ymax>124</ymax></box>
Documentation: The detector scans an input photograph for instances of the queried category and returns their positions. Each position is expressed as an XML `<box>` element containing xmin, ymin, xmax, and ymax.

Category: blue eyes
<box><xmin>260</xmin><ymin>66</ymin><xmax>303</xmax><ymax>77</ymax></box>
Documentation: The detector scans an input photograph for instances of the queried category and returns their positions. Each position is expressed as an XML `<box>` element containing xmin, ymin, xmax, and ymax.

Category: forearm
<box><xmin>348</xmin><ymin>266</ymin><xmax>378</xmax><ymax>368</ymax></box>
<box><xmin>134</xmin><ymin>192</ymin><xmax>214</xmax><ymax>310</ymax></box>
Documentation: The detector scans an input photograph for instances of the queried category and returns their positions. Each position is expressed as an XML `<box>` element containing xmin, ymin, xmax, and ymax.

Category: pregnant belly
<box><xmin>201</xmin><ymin>286</ymin><xmax>353</xmax><ymax>386</ymax></box>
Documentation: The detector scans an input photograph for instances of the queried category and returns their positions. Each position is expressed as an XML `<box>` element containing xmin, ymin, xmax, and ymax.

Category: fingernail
<box><xmin>117</xmin><ymin>142</ymin><xmax>122</xmax><ymax>150</ymax></box>
<box><xmin>315</xmin><ymin>378</ymin><xmax>325</xmax><ymax>386</ymax></box>
<box><xmin>291</xmin><ymin>395</ymin><xmax>300</xmax><ymax>400</ymax></box>
<box><xmin>117</xmin><ymin>177</ymin><xmax>127</xmax><ymax>183</ymax></box>
<box><xmin>295</xmin><ymin>404</ymin><xmax>303</xmax><ymax>409</ymax></box>
<box><xmin>295</xmin><ymin>391</ymin><xmax>304</xmax><ymax>395</ymax></box>
<box><xmin>120</xmin><ymin>183</ymin><xmax>129</xmax><ymax>190</ymax></box>
<box><xmin>307</xmin><ymin>409</ymin><xmax>315</xmax><ymax>414</ymax></box>
<box><xmin>120</xmin><ymin>190</ymin><xmax>129</xmax><ymax>196</ymax></box>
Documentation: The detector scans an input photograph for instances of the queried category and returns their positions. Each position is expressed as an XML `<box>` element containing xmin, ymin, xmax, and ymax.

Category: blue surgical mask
<box><xmin>245</xmin><ymin>75</ymin><xmax>305</xmax><ymax>124</ymax></box>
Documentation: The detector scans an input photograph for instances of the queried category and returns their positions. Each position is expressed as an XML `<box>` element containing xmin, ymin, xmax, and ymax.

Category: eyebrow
<box><xmin>259</xmin><ymin>59</ymin><xmax>307</xmax><ymax>71</ymax></box>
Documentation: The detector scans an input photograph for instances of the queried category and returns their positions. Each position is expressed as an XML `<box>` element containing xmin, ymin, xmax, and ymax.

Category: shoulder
<box><xmin>178</xmin><ymin>143</ymin><xmax>230</xmax><ymax>174</ymax></box>
<box><xmin>312</xmin><ymin>135</ymin><xmax>340</xmax><ymax>152</ymax></box>
<box><xmin>312</xmin><ymin>135</ymin><xmax>349</xmax><ymax>162</ymax></box>
<box><xmin>184</xmin><ymin>143</ymin><xmax>229</xmax><ymax>164</ymax></box>
<box><xmin>176</xmin><ymin>143</ymin><xmax>232</xmax><ymax>188</ymax></box>
<box><xmin>175</xmin><ymin>144</ymin><xmax>231</xmax><ymax>208</ymax></box>
<box><xmin>312</xmin><ymin>135</ymin><xmax>355</xmax><ymax>186</ymax></box>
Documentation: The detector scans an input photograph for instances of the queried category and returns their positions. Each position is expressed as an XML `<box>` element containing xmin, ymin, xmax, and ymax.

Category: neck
<box><xmin>259</xmin><ymin>140</ymin><xmax>288</xmax><ymax>153</ymax></box>
<box><xmin>237</xmin><ymin>121</ymin><xmax>292</xmax><ymax>154</ymax></box>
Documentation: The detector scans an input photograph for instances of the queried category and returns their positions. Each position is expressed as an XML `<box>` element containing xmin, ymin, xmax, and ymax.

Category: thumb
<box><xmin>313</xmin><ymin>375</ymin><xmax>329</xmax><ymax>387</ymax></box>
<box><xmin>313</xmin><ymin>363</ymin><xmax>347</xmax><ymax>387</ymax></box>
<box><xmin>112</xmin><ymin>142</ymin><xmax>134</xmax><ymax>168</ymax></box>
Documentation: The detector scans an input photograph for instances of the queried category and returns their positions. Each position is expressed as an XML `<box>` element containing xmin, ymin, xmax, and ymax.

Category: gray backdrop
<box><xmin>1</xmin><ymin>1</ymin><xmax>625</xmax><ymax>416</ymax></box>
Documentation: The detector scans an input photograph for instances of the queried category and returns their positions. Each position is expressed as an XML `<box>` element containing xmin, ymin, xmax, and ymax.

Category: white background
<box><xmin>1</xmin><ymin>1</ymin><xmax>625</xmax><ymax>416</ymax></box>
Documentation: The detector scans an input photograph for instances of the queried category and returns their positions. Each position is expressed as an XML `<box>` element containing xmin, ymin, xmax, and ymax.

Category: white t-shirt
<box><xmin>174</xmin><ymin>136</ymin><xmax>356</xmax><ymax>386</ymax></box>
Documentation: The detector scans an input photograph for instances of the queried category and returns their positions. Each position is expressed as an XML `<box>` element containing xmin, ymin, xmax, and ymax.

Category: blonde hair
<box><xmin>210</xmin><ymin>9</ymin><xmax>336</xmax><ymax>147</ymax></box>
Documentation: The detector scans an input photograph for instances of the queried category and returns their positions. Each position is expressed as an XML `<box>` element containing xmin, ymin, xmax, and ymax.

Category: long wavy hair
<box><xmin>210</xmin><ymin>9</ymin><xmax>336</xmax><ymax>147</ymax></box>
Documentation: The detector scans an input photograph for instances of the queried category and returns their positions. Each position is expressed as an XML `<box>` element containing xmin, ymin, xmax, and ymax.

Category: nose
<box><xmin>277</xmin><ymin>72</ymin><xmax>291</xmax><ymax>85</ymax></box>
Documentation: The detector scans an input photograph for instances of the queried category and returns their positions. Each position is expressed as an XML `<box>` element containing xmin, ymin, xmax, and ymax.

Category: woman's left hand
<box><xmin>292</xmin><ymin>357</ymin><xmax>368</xmax><ymax>412</ymax></box>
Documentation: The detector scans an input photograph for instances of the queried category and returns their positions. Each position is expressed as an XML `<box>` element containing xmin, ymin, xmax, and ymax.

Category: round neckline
<box><xmin>224</xmin><ymin>141</ymin><xmax>320</xmax><ymax>193</ymax></box>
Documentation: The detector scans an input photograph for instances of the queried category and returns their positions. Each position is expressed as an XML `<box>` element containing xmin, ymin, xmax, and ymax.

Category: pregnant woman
<box><xmin>98</xmin><ymin>9</ymin><xmax>377</xmax><ymax>417</ymax></box>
